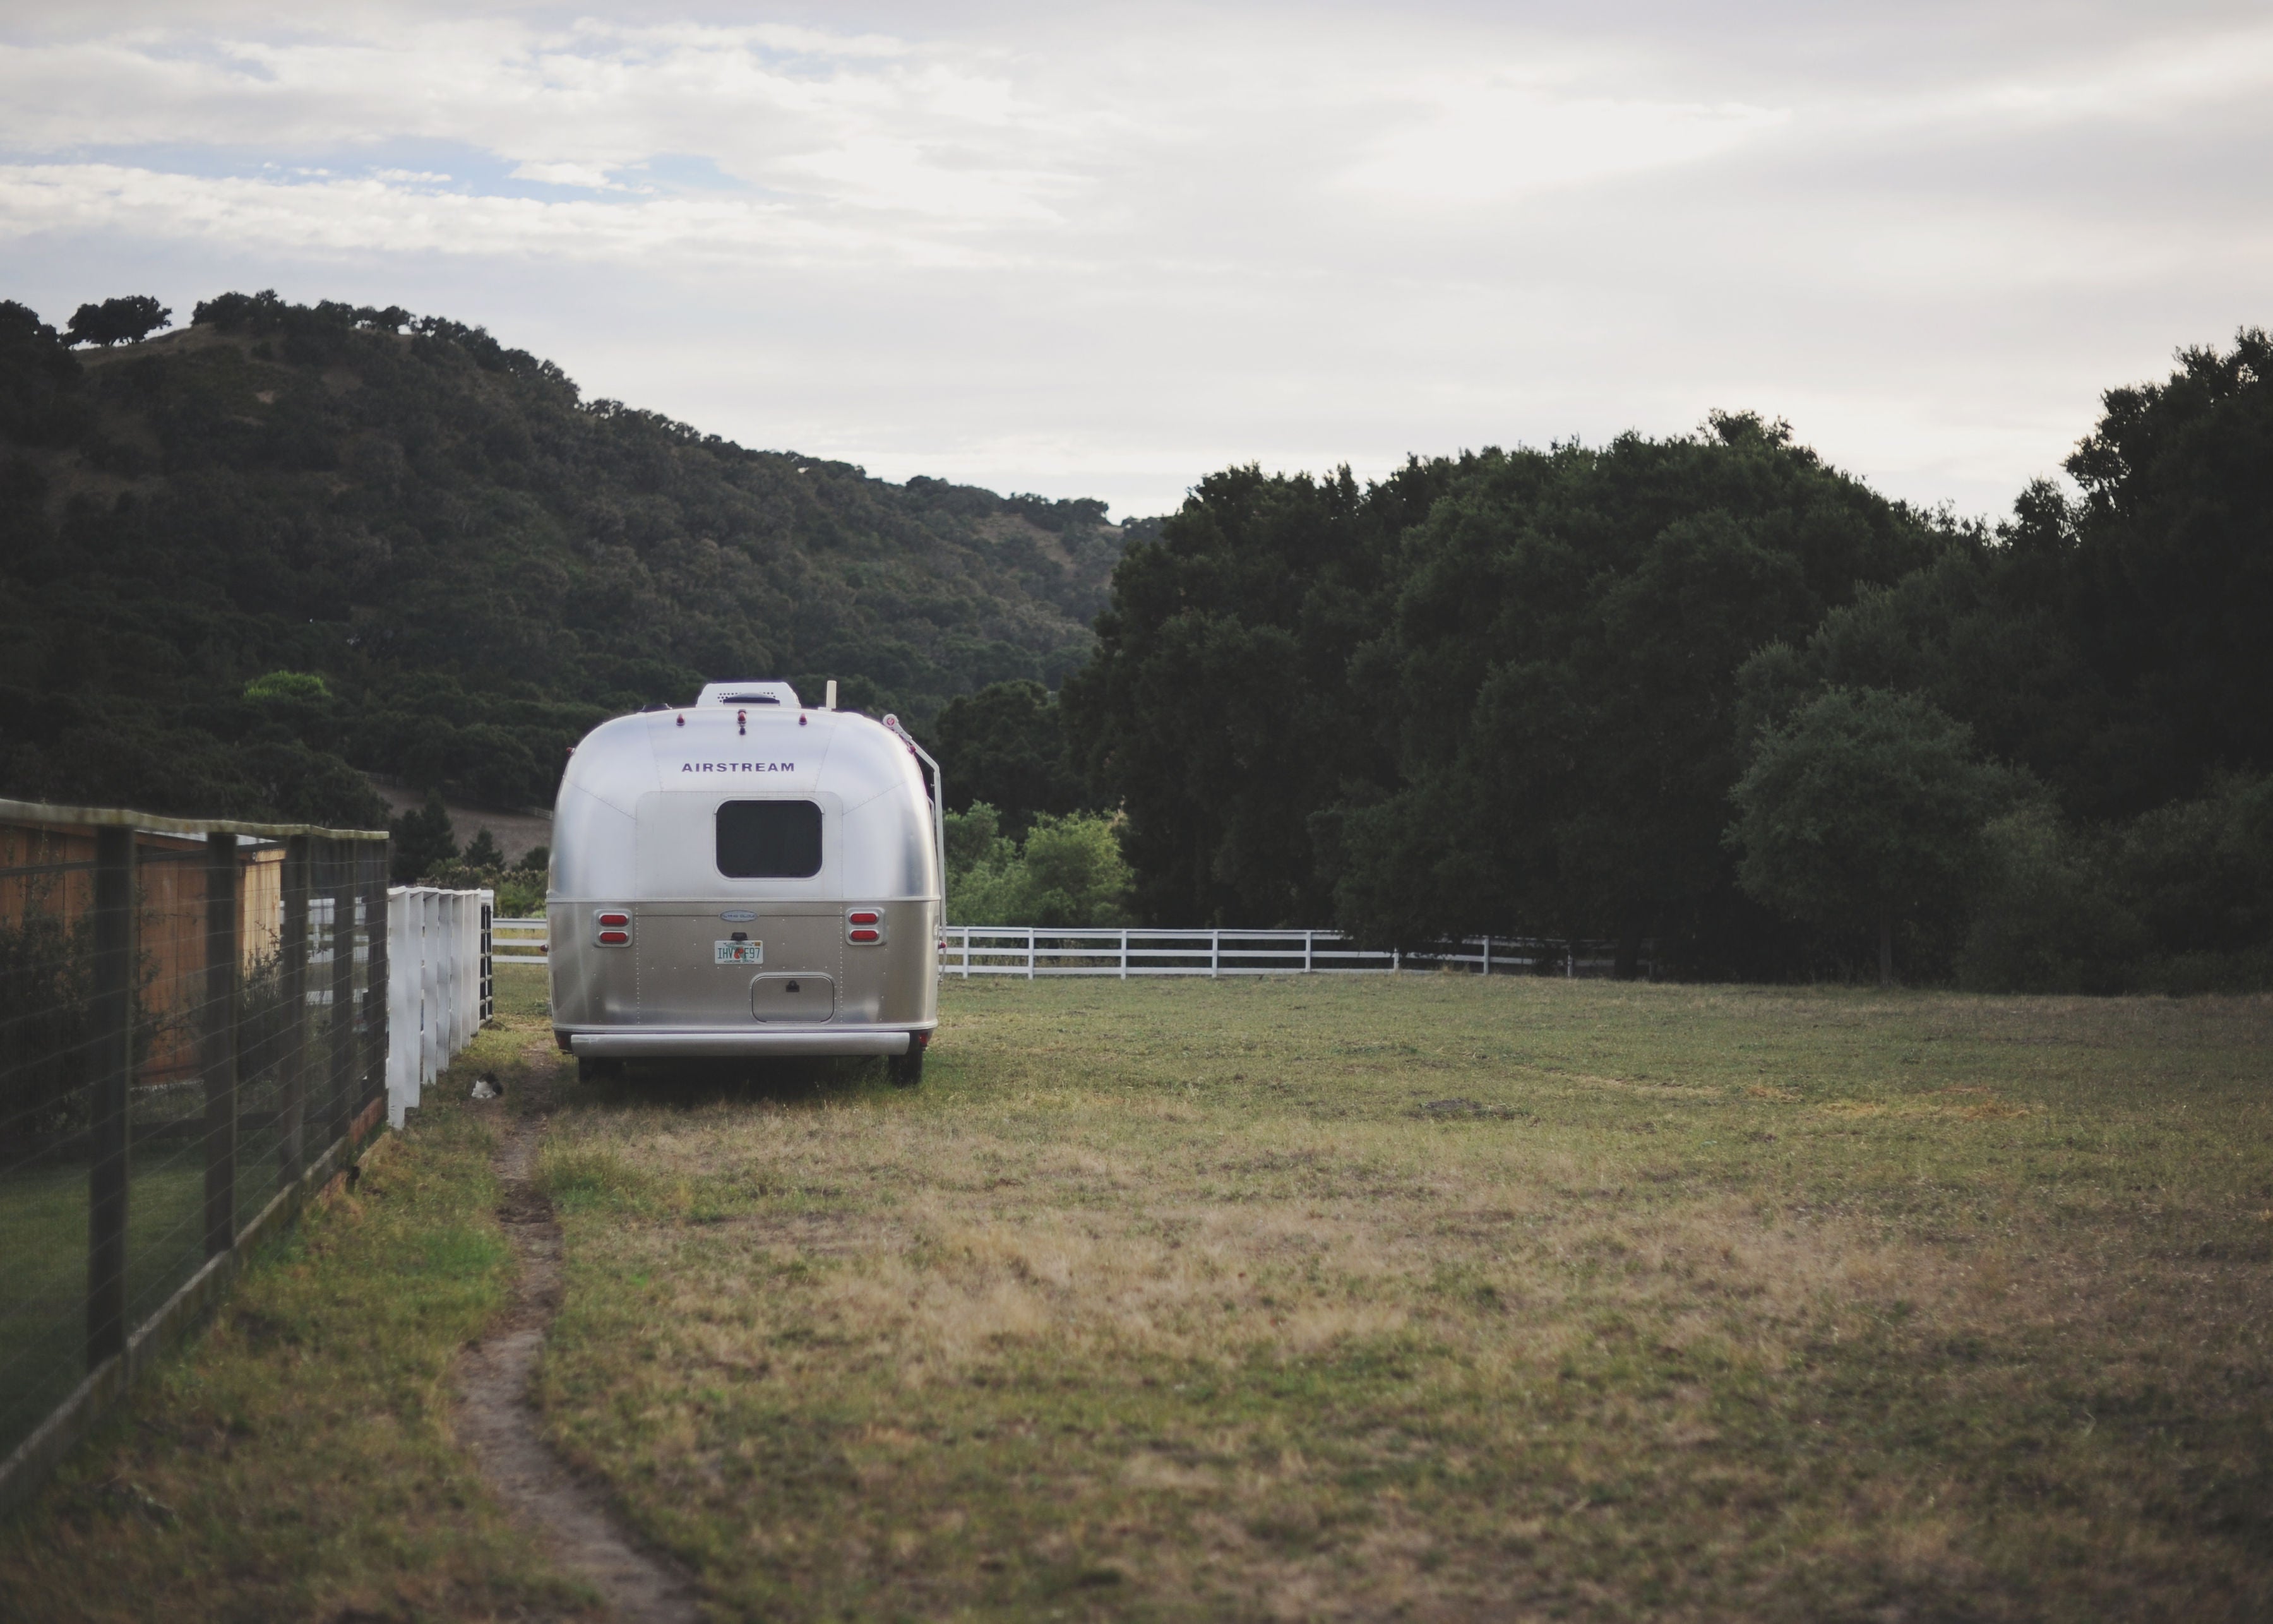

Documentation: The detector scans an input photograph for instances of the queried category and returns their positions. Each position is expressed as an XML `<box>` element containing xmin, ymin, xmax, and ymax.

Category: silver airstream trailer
<box><xmin>549</xmin><ymin>681</ymin><xmax>943</xmax><ymax>1084</ymax></box>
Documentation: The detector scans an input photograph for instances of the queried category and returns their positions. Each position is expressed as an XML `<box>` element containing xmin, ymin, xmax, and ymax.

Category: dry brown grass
<box><xmin>525</xmin><ymin>976</ymin><xmax>2273</xmax><ymax>1621</ymax></box>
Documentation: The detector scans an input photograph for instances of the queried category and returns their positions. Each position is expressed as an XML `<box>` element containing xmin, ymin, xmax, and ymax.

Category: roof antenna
<box><xmin>823</xmin><ymin>679</ymin><xmax>837</xmax><ymax>710</ymax></box>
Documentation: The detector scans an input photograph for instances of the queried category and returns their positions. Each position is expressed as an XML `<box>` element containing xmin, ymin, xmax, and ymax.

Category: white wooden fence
<box><xmin>492</xmin><ymin>916</ymin><xmax>549</xmax><ymax>964</ymax></box>
<box><xmin>385</xmin><ymin>887</ymin><xmax>492</xmax><ymax>1128</ymax></box>
<box><xmin>482</xmin><ymin>919</ymin><xmax>1638</xmax><ymax>980</ymax></box>
<box><xmin>940</xmin><ymin>926</ymin><xmax>1638</xmax><ymax>978</ymax></box>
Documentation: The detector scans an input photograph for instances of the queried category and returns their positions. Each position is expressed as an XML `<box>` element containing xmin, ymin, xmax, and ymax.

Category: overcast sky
<box><xmin>3</xmin><ymin>2</ymin><xmax>2267</xmax><ymax>521</ymax></box>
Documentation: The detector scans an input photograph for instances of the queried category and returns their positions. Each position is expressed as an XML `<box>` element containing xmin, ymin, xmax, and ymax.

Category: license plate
<box><xmin>715</xmin><ymin>940</ymin><xmax>763</xmax><ymax>965</ymax></box>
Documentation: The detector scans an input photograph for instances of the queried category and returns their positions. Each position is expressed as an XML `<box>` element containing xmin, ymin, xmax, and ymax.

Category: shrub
<box><xmin>1957</xmin><ymin>774</ymin><xmax>2273</xmax><ymax>994</ymax></box>
<box><xmin>244</xmin><ymin>671</ymin><xmax>330</xmax><ymax>703</ymax></box>
<box><xmin>943</xmin><ymin>803</ymin><xmax>1130</xmax><ymax>926</ymax></box>
<box><xmin>1955</xmin><ymin>806</ymin><xmax>2144</xmax><ymax>994</ymax></box>
<box><xmin>415</xmin><ymin>859</ymin><xmax>546</xmax><ymax>917</ymax></box>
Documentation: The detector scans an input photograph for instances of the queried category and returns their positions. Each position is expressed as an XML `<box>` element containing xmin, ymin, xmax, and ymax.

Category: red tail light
<box><xmin>846</xmin><ymin>907</ymin><xmax>885</xmax><ymax>945</ymax></box>
<box><xmin>849</xmin><ymin>928</ymin><xmax>880</xmax><ymax>944</ymax></box>
<box><xmin>849</xmin><ymin>910</ymin><xmax>880</xmax><ymax>925</ymax></box>
<box><xmin>597</xmin><ymin>911</ymin><xmax>629</xmax><ymax>927</ymax></box>
<box><xmin>598</xmin><ymin>929</ymin><xmax>630</xmax><ymax>945</ymax></box>
<box><xmin>595</xmin><ymin>909</ymin><xmax>631</xmax><ymax>947</ymax></box>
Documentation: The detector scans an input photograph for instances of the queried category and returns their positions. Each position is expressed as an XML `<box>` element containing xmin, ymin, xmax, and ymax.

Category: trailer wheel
<box><xmin>577</xmin><ymin>1054</ymin><xmax>624</xmax><ymax>1084</ymax></box>
<box><xmin>887</xmin><ymin>1042</ymin><xmax>925</xmax><ymax>1088</ymax></box>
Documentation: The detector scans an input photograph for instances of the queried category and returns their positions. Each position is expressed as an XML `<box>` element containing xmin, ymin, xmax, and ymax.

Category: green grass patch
<box><xmin>490</xmin><ymin>960</ymin><xmax>551</xmax><ymax>1021</ymax></box>
<box><xmin>539</xmin><ymin>976</ymin><xmax>2273</xmax><ymax>1620</ymax></box>
<box><xmin>0</xmin><ymin>1022</ymin><xmax>592</xmax><ymax>1622</ymax></box>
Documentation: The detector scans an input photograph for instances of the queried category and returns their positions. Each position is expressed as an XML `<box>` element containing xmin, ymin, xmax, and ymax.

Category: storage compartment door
<box><xmin>750</xmin><ymin>972</ymin><xmax>835</xmax><ymax>1024</ymax></box>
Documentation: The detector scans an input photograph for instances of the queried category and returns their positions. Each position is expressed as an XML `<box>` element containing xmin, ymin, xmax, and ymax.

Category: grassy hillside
<box><xmin>0</xmin><ymin>294</ymin><xmax>1128</xmax><ymax>825</ymax></box>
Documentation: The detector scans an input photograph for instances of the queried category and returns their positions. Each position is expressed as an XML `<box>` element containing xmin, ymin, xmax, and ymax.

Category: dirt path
<box><xmin>455</xmin><ymin>1101</ymin><xmax>702</xmax><ymax>1623</ymax></box>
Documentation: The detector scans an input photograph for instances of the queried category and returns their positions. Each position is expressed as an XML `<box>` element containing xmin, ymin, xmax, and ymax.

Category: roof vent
<box><xmin>695</xmin><ymin>681</ymin><xmax>799</xmax><ymax>708</ymax></box>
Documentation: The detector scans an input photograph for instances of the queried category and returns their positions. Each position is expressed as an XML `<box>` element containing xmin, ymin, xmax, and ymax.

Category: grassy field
<box><xmin>0</xmin><ymin>1016</ymin><xmax>588</xmax><ymax>1623</ymax></box>
<box><xmin>5</xmin><ymin>968</ymin><xmax>2271</xmax><ymax>1620</ymax></box>
<box><xmin>532</xmin><ymin>974</ymin><xmax>2272</xmax><ymax>1621</ymax></box>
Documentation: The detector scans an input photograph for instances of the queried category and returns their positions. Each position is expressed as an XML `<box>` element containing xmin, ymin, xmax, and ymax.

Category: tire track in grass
<box><xmin>455</xmin><ymin>1097</ymin><xmax>700</xmax><ymax>1623</ymax></box>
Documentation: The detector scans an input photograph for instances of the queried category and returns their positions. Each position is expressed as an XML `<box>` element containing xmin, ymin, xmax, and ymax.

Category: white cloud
<box><xmin>1342</xmin><ymin>82</ymin><xmax>1790</xmax><ymax>203</ymax></box>
<box><xmin>508</xmin><ymin>160</ymin><xmax>627</xmax><ymax>189</ymax></box>
<box><xmin>0</xmin><ymin>4</ymin><xmax>2267</xmax><ymax>521</ymax></box>
<box><xmin>0</xmin><ymin>162</ymin><xmax>1025</xmax><ymax>268</ymax></box>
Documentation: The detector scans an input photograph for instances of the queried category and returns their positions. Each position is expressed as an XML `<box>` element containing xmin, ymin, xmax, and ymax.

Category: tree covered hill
<box><xmin>0</xmin><ymin>291</ymin><xmax>1130</xmax><ymax>825</ymax></box>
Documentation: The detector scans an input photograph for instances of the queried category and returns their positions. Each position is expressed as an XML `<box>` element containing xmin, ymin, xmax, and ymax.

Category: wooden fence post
<box><xmin>278</xmin><ymin>834</ymin><xmax>310</xmax><ymax>1185</ymax></box>
<box><xmin>202</xmin><ymin>833</ymin><xmax>238</xmax><ymax>1260</ymax></box>
<box><xmin>87</xmin><ymin>826</ymin><xmax>135</xmax><ymax>1370</ymax></box>
<box><xmin>1481</xmin><ymin>936</ymin><xmax>1491</xmax><ymax>977</ymax></box>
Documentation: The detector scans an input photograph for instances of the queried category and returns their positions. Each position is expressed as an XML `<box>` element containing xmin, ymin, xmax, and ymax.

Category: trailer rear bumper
<box><xmin>566</xmin><ymin>1027</ymin><xmax>923</xmax><ymax>1059</ymax></box>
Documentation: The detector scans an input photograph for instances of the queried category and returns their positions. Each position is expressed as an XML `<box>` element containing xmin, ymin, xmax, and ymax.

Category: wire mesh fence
<box><xmin>0</xmin><ymin>803</ymin><xmax>391</xmax><ymax>1502</ymax></box>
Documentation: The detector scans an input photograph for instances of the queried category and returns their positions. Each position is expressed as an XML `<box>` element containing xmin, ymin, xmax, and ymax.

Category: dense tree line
<box><xmin>1051</xmin><ymin>417</ymin><xmax>1938</xmax><ymax>972</ymax></box>
<box><xmin>1022</xmin><ymin>335</ymin><xmax>2273</xmax><ymax>989</ymax></box>
<box><xmin>0</xmin><ymin>292</ymin><xmax>1128</xmax><ymax>826</ymax></box>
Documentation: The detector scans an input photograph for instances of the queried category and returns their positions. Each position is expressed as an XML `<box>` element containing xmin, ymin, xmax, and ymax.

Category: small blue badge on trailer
<box><xmin>720</xmin><ymin>910</ymin><xmax>757</xmax><ymax>922</ymax></box>
<box><xmin>715</xmin><ymin>940</ymin><xmax>764</xmax><ymax>965</ymax></box>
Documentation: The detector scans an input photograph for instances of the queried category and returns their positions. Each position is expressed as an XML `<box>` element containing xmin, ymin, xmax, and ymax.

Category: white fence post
<box><xmin>441</xmin><ymin>893</ymin><xmax>462</xmax><ymax>1056</ymax></box>
<box><xmin>416</xmin><ymin>892</ymin><xmax>436</xmax><ymax>1091</ymax></box>
<box><xmin>1119</xmin><ymin>929</ymin><xmax>1128</xmax><ymax>981</ymax></box>
<box><xmin>438</xmin><ymin>893</ymin><xmax>455</xmax><ymax>1054</ymax></box>
<box><xmin>386</xmin><ymin>888</ymin><xmax>410</xmax><ymax>1126</ymax></box>
<box><xmin>1210</xmin><ymin>929</ymin><xmax>1219</xmax><ymax>979</ymax></box>
<box><xmin>458</xmin><ymin>892</ymin><xmax>475</xmax><ymax>1046</ymax></box>
<box><xmin>1027</xmin><ymin>927</ymin><xmax>1035</xmax><ymax>981</ymax></box>
<box><xmin>1304</xmin><ymin>930</ymin><xmax>1313</xmax><ymax>973</ymax></box>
